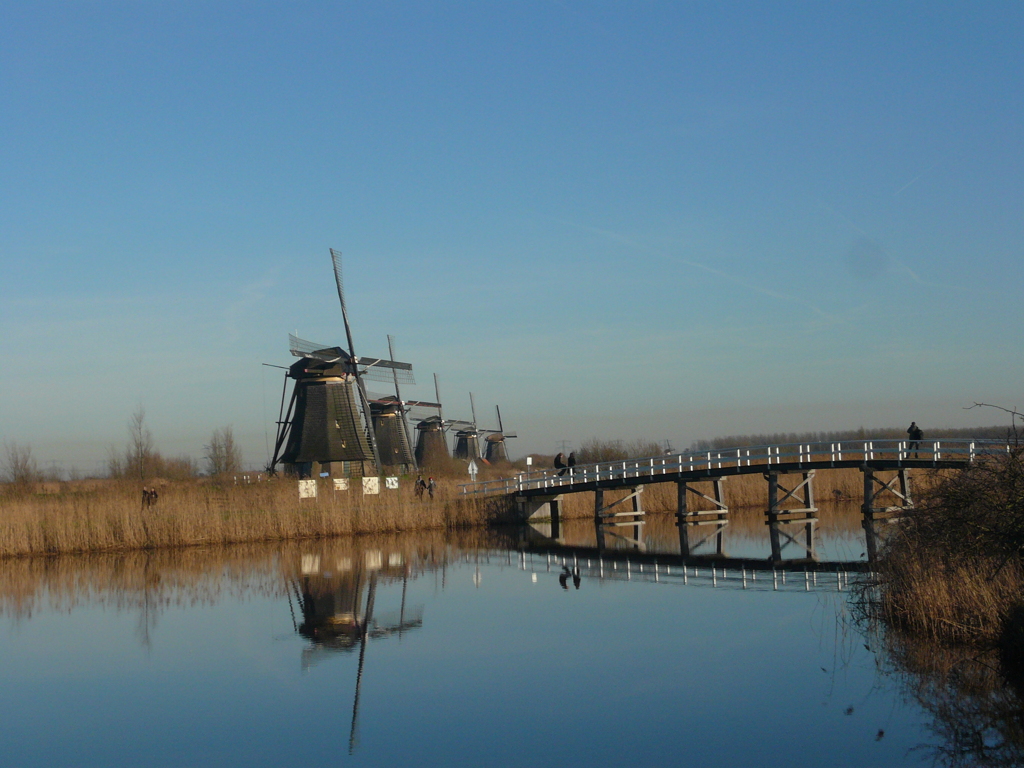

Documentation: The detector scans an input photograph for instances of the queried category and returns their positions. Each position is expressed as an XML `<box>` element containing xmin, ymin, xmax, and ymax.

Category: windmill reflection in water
<box><xmin>286</xmin><ymin>545</ymin><xmax>425</xmax><ymax>753</ymax></box>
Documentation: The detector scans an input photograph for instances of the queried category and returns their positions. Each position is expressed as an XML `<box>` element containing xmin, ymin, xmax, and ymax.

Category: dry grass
<box><xmin>871</xmin><ymin>556</ymin><xmax>1024</xmax><ymax>644</ymax></box>
<box><xmin>0</xmin><ymin>476</ymin><xmax>505</xmax><ymax>559</ymax></box>
<box><xmin>866</xmin><ymin>451</ymin><xmax>1024</xmax><ymax>646</ymax></box>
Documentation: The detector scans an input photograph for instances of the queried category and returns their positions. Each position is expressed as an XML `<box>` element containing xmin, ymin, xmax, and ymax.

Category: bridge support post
<box><xmin>676</xmin><ymin>478</ymin><xmax>729</xmax><ymax>557</ymax></box>
<box><xmin>516</xmin><ymin>495</ymin><xmax>564</xmax><ymax>541</ymax></box>
<box><xmin>594</xmin><ymin>486</ymin><xmax>645</xmax><ymax>551</ymax></box>
<box><xmin>765</xmin><ymin>470</ymin><xmax>818</xmax><ymax>563</ymax></box>
<box><xmin>861</xmin><ymin>468</ymin><xmax>913</xmax><ymax>561</ymax></box>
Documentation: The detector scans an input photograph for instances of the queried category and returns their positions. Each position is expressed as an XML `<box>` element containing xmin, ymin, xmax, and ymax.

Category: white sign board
<box><xmin>468</xmin><ymin>459</ymin><xmax>479</xmax><ymax>482</ymax></box>
<box><xmin>298</xmin><ymin>479</ymin><xmax>317</xmax><ymax>499</ymax></box>
<box><xmin>333</xmin><ymin>478</ymin><xmax>349</xmax><ymax>491</ymax></box>
<box><xmin>385</xmin><ymin>476</ymin><xmax>399</xmax><ymax>490</ymax></box>
<box><xmin>362</xmin><ymin>476</ymin><xmax>380</xmax><ymax>495</ymax></box>
<box><xmin>526</xmin><ymin>456</ymin><xmax>533</xmax><ymax>467</ymax></box>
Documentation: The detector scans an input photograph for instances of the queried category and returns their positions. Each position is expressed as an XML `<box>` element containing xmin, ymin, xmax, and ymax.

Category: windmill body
<box><xmin>370</xmin><ymin>396</ymin><xmax>416</xmax><ymax>471</ymax></box>
<box><xmin>414</xmin><ymin>416</ymin><xmax>450</xmax><ymax>467</ymax></box>
<box><xmin>276</xmin><ymin>346</ymin><xmax>376</xmax><ymax>477</ymax></box>
<box><xmin>484</xmin><ymin>433</ymin><xmax>509</xmax><ymax>463</ymax></box>
<box><xmin>483</xmin><ymin>404</ymin><xmax>517</xmax><ymax>464</ymax></box>
<box><xmin>453</xmin><ymin>429</ymin><xmax>482</xmax><ymax>461</ymax></box>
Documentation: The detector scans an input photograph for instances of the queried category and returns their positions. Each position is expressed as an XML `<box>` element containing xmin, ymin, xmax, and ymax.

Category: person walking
<box><xmin>414</xmin><ymin>475</ymin><xmax>426</xmax><ymax>499</ymax></box>
<box><xmin>907</xmin><ymin>421</ymin><xmax>923</xmax><ymax>458</ymax></box>
<box><xmin>427</xmin><ymin>476</ymin><xmax>437</xmax><ymax>500</ymax></box>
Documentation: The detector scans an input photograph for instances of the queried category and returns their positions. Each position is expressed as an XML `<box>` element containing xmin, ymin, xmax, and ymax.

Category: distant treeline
<box><xmin>690</xmin><ymin>425</ymin><xmax>1011</xmax><ymax>451</ymax></box>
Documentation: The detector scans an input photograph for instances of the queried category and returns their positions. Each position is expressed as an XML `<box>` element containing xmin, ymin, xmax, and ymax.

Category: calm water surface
<box><xmin>0</xmin><ymin>511</ymin><xmax>1002</xmax><ymax>766</ymax></box>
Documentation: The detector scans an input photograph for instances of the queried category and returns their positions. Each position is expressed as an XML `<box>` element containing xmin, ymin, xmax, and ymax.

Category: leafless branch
<box><xmin>965</xmin><ymin>402</ymin><xmax>1023</xmax><ymax>418</ymax></box>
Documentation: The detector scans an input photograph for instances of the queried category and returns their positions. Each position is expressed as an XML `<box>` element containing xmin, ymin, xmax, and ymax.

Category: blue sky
<box><xmin>2</xmin><ymin>2</ymin><xmax>1021</xmax><ymax>474</ymax></box>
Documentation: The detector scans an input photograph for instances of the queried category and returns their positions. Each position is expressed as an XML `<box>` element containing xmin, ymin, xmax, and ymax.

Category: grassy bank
<box><xmin>0</xmin><ymin>476</ymin><xmax>511</xmax><ymax>559</ymax></box>
<box><xmin>867</xmin><ymin>448</ymin><xmax>1024</xmax><ymax>646</ymax></box>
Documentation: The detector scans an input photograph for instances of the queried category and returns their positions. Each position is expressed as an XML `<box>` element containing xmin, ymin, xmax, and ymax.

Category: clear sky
<box><xmin>2</xmin><ymin>2</ymin><xmax>1021</xmax><ymax>474</ymax></box>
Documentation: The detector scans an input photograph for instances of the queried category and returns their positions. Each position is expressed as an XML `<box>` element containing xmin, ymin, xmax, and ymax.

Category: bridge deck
<box><xmin>460</xmin><ymin>438</ymin><xmax>1002</xmax><ymax>498</ymax></box>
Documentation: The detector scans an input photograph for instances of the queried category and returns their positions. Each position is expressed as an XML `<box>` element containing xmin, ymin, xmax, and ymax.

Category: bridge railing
<box><xmin>458</xmin><ymin>438</ymin><xmax>1010</xmax><ymax>497</ymax></box>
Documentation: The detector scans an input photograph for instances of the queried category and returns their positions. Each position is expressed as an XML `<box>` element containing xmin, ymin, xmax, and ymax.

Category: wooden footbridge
<box><xmin>459</xmin><ymin>439</ymin><xmax>1006</xmax><ymax>562</ymax></box>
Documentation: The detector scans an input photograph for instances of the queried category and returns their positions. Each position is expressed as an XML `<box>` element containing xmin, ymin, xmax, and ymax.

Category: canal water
<box><xmin>0</xmin><ymin>508</ymin><xmax>1016</xmax><ymax>766</ymax></box>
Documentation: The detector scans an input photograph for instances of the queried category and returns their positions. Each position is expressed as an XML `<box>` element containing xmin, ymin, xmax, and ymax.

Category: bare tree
<box><xmin>2</xmin><ymin>441</ymin><xmax>39</xmax><ymax>486</ymax></box>
<box><xmin>205</xmin><ymin>426</ymin><xmax>242</xmax><ymax>476</ymax></box>
<box><xmin>126</xmin><ymin>405</ymin><xmax>156</xmax><ymax>481</ymax></box>
<box><xmin>106</xmin><ymin>444</ymin><xmax>124</xmax><ymax>478</ymax></box>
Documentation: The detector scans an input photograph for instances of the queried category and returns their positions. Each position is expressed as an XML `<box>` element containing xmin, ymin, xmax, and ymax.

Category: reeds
<box><xmin>0</xmin><ymin>477</ymin><xmax>505</xmax><ymax>559</ymax></box>
<box><xmin>868</xmin><ymin>450</ymin><xmax>1024</xmax><ymax>645</ymax></box>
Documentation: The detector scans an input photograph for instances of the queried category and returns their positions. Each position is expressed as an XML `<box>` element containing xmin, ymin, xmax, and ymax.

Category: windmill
<box><xmin>483</xmin><ymin>405</ymin><xmax>518</xmax><ymax>463</ymax></box>
<box><xmin>412</xmin><ymin>373</ymin><xmax>450</xmax><ymax>468</ymax></box>
<box><xmin>451</xmin><ymin>393</ymin><xmax>483</xmax><ymax>461</ymax></box>
<box><xmin>450</xmin><ymin>394</ymin><xmax>516</xmax><ymax>463</ymax></box>
<box><xmin>366</xmin><ymin>335</ymin><xmax>420</xmax><ymax>472</ymax></box>
<box><xmin>268</xmin><ymin>249</ymin><xmax>416</xmax><ymax>477</ymax></box>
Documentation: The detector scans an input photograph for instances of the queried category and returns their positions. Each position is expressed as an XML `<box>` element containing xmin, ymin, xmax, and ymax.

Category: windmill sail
<box><xmin>289</xmin><ymin>334</ymin><xmax>414</xmax><ymax>385</ymax></box>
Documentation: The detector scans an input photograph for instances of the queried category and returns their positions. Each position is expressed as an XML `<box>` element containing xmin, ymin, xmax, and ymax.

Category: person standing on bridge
<box><xmin>907</xmin><ymin>421</ymin><xmax>923</xmax><ymax>458</ymax></box>
<box><xmin>567</xmin><ymin>451</ymin><xmax>576</xmax><ymax>477</ymax></box>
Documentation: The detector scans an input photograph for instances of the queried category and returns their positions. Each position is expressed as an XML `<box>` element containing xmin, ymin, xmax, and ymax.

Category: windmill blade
<box><xmin>330</xmin><ymin>248</ymin><xmax>382</xmax><ymax>473</ymax></box>
<box><xmin>357</xmin><ymin>357</ymin><xmax>415</xmax><ymax>385</ymax></box>
<box><xmin>289</xmin><ymin>334</ymin><xmax>348</xmax><ymax>362</ymax></box>
<box><xmin>493</xmin><ymin>406</ymin><xmax>515</xmax><ymax>437</ymax></box>
<box><xmin>434</xmin><ymin>373</ymin><xmax>443</xmax><ymax>423</ymax></box>
<box><xmin>289</xmin><ymin>337</ymin><xmax>412</xmax><ymax>383</ymax></box>
<box><xmin>404</xmin><ymin>399</ymin><xmax>441</xmax><ymax>409</ymax></box>
<box><xmin>330</xmin><ymin>249</ymin><xmax>358</xmax><ymax>361</ymax></box>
